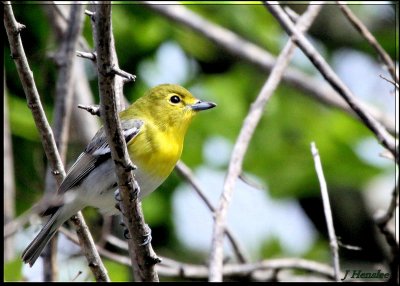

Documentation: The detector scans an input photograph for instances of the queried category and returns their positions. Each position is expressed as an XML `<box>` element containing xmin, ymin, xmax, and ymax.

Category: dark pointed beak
<box><xmin>191</xmin><ymin>100</ymin><xmax>217</xmax><ymax>111</ymax></box>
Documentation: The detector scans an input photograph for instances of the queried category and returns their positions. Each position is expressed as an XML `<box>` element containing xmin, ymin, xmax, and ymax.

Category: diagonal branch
<box><xmin>265</xmin><ymin>2</ymin><xmax>397</xmax><ymax>161</ymax></box>
<box><xmin>4</xmin><ymin>3</ymin><xmax>64</xmax><ymax>182</ymax></box>
<box><xmin>337</xmin><ymin>2</ymin><xmax>398</xmax><ymax>83</ymax></box>
<box><xmin>208</xmin><ymin>4</ymin><xmax>323</xmax><ymax>281</ymax></box>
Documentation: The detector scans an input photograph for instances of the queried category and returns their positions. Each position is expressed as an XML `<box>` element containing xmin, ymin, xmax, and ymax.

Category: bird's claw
<box><xmin>120</xmin><ymin>221</ymin><xmax>132</xmax><ymax>239</ymax></box>
<box><xmin>140</xmin><ymin>224</ymin><xmax>152</xmax><ymax>246</ymax></box>
<box><xmin>114</xmin><ymin>189</ymin><xmax>122</xmax><ymax>201</ymax></box>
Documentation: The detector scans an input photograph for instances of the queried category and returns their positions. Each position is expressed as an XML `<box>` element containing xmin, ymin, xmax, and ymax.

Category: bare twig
<box><xmin>337</xmin><ymin>2</ymin><xmax>398</xmax><ymax>82</ymax></box>
<box><xmin>143</xmin><ymin>2</ymin><xmax>396</xmax><ymax>135</ymax></box>
<box><xmin>337</xmin><ymin>240</ymin><xmax>362</xmax><ymax>251</ymax></box>
<box><xmin>85</xmin><ymin>9</ymin><xmax>95</xmax><ymax>17</ymax></box>
<box><xmin>76</xmin><ymin>50</ymin><xmax>136</xmax><ymax>82</ymax></box>
<box><xmin>4</xmin><ymin>2</ymin><xmax>65</xmax><ymax>184</ymax></box>
<box><xmin>77</xmin><ymin>104</ymin><xmax>101</xmax><ymax>116</ymax></box>
<box><xmin>46</xmin><ymin>1</ymin><xmax>100</xmax><ymax>162</ymax></box>
<box><xmin>110</xmin><ymin>66</ymin><xmax>136</xmax><ymax>82</ymax></box>
<box><xmin>208</xmin><ymin>4</ymin><xmax>322</xmax><ymax>281</ymax></box>
<box><xmin>265</xmin><ymin>2</ymin><xmax>397</xmax><ymax>160</ymax></box>
<box><xmin>310</xmin><ymin>142</ymin><xmax>340</xmax><ymax>282</ymax></box>
<box><xmin>60</xmin><ymin>227</ymin><xmax>337</xmax><ymax>281</ymax></box>
<box><xmin>88</xmin><ymin>5</ymin><xmax>125</xmax><ymax>110</ymax></box>
<box><xmin>159</xmin><ymin>256</ymin><xmax>337</xmax><ymax>281</ymax></box>
<box><xmin>71</xmin><ymin>60</ymin><xmax>100</xmax><ymax>143</ymax></box>
<box><xmin>92</xmin><ymin>4</ymin><xmax>159</xmax><ymax>281</ymax></box>
<box><xmin>175</xmin><ymin>161</ymin><xmax>248</xmax><ymax>263</ymax></box>
<box><xmin>375</xmin><ymin>182</ymin><xmax>399</xmax><ymax>284</ymax></box>
<box><xmin>4</xmin><ymin>3</ymin><xmax>110</xmax><ymax>282</ymax></box>
<box><xmin>375</xmin><ymin>184</ymin><xmax>399</xmax><ymax>228</ymax></box>
<box><xmin>76</xmin><ymin>51</ymin><xmax>97</xmax><ymax>61</ymax></box>
<box><xmin>238</xmin><ymin>173</ymin><xmax>265</xmax><ymax>191</ymax></box>
<box><xmin>69</xmin><ymin>212</ymin><xmax>111</xmax><ymax>281</ymax></box>
<box><xmin>379</xmin><ymin>74</ymin><xmax>399</xmax><ymax>90</ymax></box>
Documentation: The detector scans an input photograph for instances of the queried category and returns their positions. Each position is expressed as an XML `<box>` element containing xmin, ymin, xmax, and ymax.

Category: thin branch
<box><xmin>175</xmin><ymin>161</ymin><xmax>248</xmax><ymax>264</ymax></box>
<box><xmin>310</xmin><ymin>142</ymin><xmax>340</xmax><ymax>282</ymax></box>
<box><xmin>265</xmin><ymin>2</ymin><xmax>397</xmax><ymax>161</ymax></box>
<box><xmin>69</xmin><ymin>212</ymin><xmax>111</xmax><ymax>281</ymax></box>
<box><xmin>159</xmin><ymin>256</ymin><xmax>337</xmax><ymax>281</ymax></box>
<box><xmin>375</xmin><ymin>182</ymin><xmax>399</xmax><ymax>284</ymax></box>
<box><xmin>85</xmin><ymin>9</ymin><xmax>95</xmax><ymax>17</ymax></box>
<box><xmin>75</xmin><ymin>51</ymin><xmax>136</xmax><ymax>82</ymax></box>
<box><xmin>337</xmin><ymin>2</ymin><xmax>398</xmax><ymax>83</ymax></box>
<box><xmin>4</xmin><ymin>3</ymin><xmax>110</xmax><ymax>282</ymax></box>
<box><xmin>46</xmin><ymin>1</ymin><xmax>100</xmax><ymax>163</ymax></box>
<box><xmin>4</xmin><ymin>2</ymin><xmax>65</xmax><ymax>184</ymax></box>
<box><xmin>92</xmin><ymin>4</ymin><xmax>159</xmax><ymax>282</ymax></box>
<box><xmin>59</xmin><ymin>227</ymin><xmax>337</xmax><ymax>281</ymax></box>
<box><xmin>110</xmin><ymin>65</ymin><xmax>136</xmax><ymax>82</ymax></box>
<box><xmin>208</xmin><ymin>4</ymin><xmax>323</xmax><ymax>281</ymax></box>
<box><xmin>376</xmin><ymin>183</ymin><xmax>399</xmax><ymax>228</ymax></box>
<box><xmin>88</xmin><ymin>4</ymin><xmax>124</xmax><ymax>110</ymax></box>
<box><xmin>70</xmin><ymin>61</ymin><xmax>100</xmax><ymax>143</ymax></box>
<box><xmin>77</xmin><ymin>104</ymin><xmax>101</xmax><ymax>116</ymax></box>
<box><xmin>142</xmin><ymin>2</ymin><xmax>396</xmax><ymax>135</ymax></box>
<box><xmin>379</xmin><ymin>74</ymin><xmax>399</xmax><ymax>90</ymax></box>
<box><xmin>238</xmin><ymin>172</ymin><xmax>265</xmax><ymax>191</ymax></box>
<box><xmin>76</xmin><ymin>51</ymin><xmax>97</xmax><ymax>61</ymax></box>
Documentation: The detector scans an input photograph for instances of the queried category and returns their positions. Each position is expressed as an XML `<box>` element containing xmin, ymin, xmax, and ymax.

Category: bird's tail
<box><xmin>21</xmin><ymin>209</ymin><xmax>64</xmax><ymax>267</ymax></box>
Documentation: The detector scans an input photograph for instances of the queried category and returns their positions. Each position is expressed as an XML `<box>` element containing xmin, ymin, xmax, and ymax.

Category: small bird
<box><xmin>21</xmin><ymin>84</ymin><xmax>216</xmax><ymax>266</ymax></box>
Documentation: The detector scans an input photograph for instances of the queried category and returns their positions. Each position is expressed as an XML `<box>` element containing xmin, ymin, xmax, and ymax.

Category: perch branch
<box><xmin>92</xmin><ymin>4</ymin><xmax>159</xmax><ymax>282</ymax></box>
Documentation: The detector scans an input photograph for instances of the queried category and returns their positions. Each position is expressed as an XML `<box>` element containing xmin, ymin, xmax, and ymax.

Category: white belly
<box><xmin>71</xmin><ymin>158</ymin><xmax>165</xmax><ymax>215</ymax></box>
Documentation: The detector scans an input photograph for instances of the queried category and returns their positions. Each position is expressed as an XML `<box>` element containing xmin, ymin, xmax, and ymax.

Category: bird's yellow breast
<box><xmin>127</xmin><ymin>121</ymin><xmax>184</xmax><ymax>180</ymax></box>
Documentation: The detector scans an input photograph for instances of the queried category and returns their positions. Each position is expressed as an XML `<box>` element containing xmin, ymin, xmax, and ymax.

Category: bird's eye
<box><xmin>170</xmin><ymin>95</ymin><xmax>181</xmax><ymax>104</ymax></box>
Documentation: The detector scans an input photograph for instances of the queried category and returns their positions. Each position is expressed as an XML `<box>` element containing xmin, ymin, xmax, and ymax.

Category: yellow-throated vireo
<box><xmin>22</xmin><ymin>83</ymin><xmax>216</xmax><ymax>266</ymax></box>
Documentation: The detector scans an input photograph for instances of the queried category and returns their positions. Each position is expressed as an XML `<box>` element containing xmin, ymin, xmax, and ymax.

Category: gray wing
<box><xmin>58</xmin><ymin>119</ymin><xmax>144</xmax><ymax>195</ymax></box>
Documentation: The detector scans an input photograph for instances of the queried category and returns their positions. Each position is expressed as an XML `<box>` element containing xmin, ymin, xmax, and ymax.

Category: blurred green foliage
<box><xmin>4</xmin><ymin>3</ymin><xmax>396</xmax><ymax>281</ymax></box>
<box><xmin>4</xmin><ymin>258</ymin><xmax>23</xmax><ymax>281</ymax></box>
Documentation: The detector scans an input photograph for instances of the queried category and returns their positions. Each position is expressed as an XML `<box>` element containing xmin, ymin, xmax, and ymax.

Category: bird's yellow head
<box><xmin>124</xmin><ymin>84</ymin><xmax>216</xmax><ymax>135</ymax></box>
